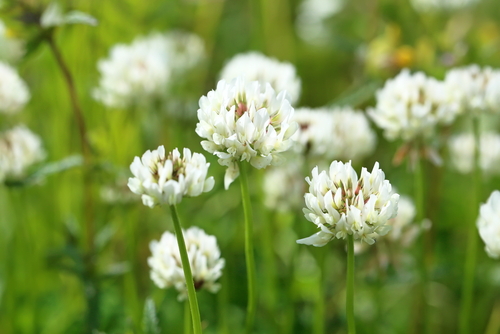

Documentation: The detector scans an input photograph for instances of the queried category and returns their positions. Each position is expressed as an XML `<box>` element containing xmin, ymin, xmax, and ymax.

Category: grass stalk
<box><xmin>346</xmin><ymin>235</ymin><xmax>356</xmax><ymax>334</ymax></box>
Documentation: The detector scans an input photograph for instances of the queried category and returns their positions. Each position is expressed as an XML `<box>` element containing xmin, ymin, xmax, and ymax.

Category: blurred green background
<box><xmin>1</xmin><ymin>0</ymin><xmax>500</xmax><ymax>333</ymax></box>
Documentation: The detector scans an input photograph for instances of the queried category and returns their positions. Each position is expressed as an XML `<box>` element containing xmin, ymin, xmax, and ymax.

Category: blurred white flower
<box><xmin>368</xmin><ymin>69</ymin><xmax>459</xmax><ymax>141</ymax></box>
<box><xmin>477</xmin><ymin>190</ymin><xmax>500</xmax><ymax>259</ymax></box>
<box><xmin>127</xmin><ymin>146</ymin><xmax>214</xmax><ymax>207</ymax></box>
<box><xmin>148</xmin><ymin>226</ymin><xmax>225</xmax><ymax>301</ymax></box>
<box><xmin>0</xmin><ymin>61</ymin><xmax>29</xmax><ymax>114</ymax></box>
<box><xmin>93</xmin><ymin>31</ymin><xmax>204</xmax><ymax>108</ymax></box>
<box><xmin>448</xmin><ymin>132</ymin><xmax>500</xmax><ymax>175</ymax></box>
<box><xmin>196</xmin><ymin>77</ymin><xmax>298</xmax><ymax>189</ymax></box>
<box><xmin>0</xmin><ymin>125</ymin><xmax>45</xmax><ymax>181</ymax></box>
<box><xmin>0</xmin><ymin>20</ymin><xmax>24</xmax><ymax>62</ymax></box>
<box><xmin>219</xmin><ymin>52</ymin><xmax>301</xmax><ymax>105</ymax></box>
<box><xmin>40</xmin><ymin>2</ymin><xmax>97</xmax><ymax>28</ymax></box>
<box><xmin>297</xmin><ymin>161</ymin><xmax>399</xmax><ymax>246</ymax></box>
<box><xmin>263</xmin><ymin>158</ymin><xmax>305</xmax><ymax>212</ymax></box>
<box><xmin>411</xmin><ymin>0</ymin><xmax>480</xmax><ymax>12</ymax></box>
<box><xmin>295</xmin><ymin>0</ymin><xmax>345</xmax><ymax>45</ymax></box>
<box><xmin>444</xmin><ymin>65</ymin><xmax>500</xmax><ymax>114</ymax></box>
<box><xmin>292</xmin><ymin>106</ymin><xmax>376</xmax><ymax>161</ymax></box>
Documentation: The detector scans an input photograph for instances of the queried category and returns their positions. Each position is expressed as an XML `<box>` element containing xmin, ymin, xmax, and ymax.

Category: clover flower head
<box><xmin>444</xmin><ymin>64</ymin><xmax>500</xmax><ymax>114</ymax></box>
<box><xmin>295</xmin><ymin>0</ymin><xmax>345</xmax><ymax>45</ymax></box>
<box><xmin>477</xmin><ymin>190</ymin><xmax>500</xmax><ymax>259</ymax></box>
<box><xmin>291</xmin><ymin>107</ymin><xmax>335</xmax><ymax>157</ymax></box>
<box><xmin>297</xmin><ymin>161</ymin><xmax>399</xmax><ymax>246</ymax></box>
<box><xmin>448</xmin><ymin>132</ymin><xmax>500</xmax><ymax>176</ymax></box>
<box><xmin>148</xmin><ymin>227</ymin><xmax>225</xmax><ymax>301</ymax></box>
<box><xmin>219</xmin><ymin>52</ymin><xmax>301</xmax><ymax>105</ymax></box>
<box><xmin>368</xmin><ymin>69</ymin><xmax>460</xmax><ymax>141</ymax></box>
<box><xmin>0</xmin><ymin>61</ymin><xmax>30</xmax><ymax>114</ymax></box>
<box><xmin>196</xmin><ymin>77</ymin><xmax>298</xmax><ymax>189</ymax></box>
<box><xmin>0</xmin><ymin>125</ymin><xmax>45</xmax><ymax>181</ymax></box>
<box><xmin>127</xmin><ymin>146</ymin><xmax>214</xmax><ymax>207</ymax></box>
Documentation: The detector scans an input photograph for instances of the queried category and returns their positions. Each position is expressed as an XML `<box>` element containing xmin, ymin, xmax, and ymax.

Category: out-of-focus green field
<box><xmin>1</xmin><ymin>0</ymin><xmax>500</xmax><ymax>333</ymax></box>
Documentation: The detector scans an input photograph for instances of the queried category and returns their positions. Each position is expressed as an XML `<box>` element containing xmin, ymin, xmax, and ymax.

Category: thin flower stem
<box><xmin>239</xmin><ymin>162</ymin><xmax>257</xmax><ymax>334</ymax></box>
<box><xmin>169</xmin><ymin>205</ymin><xmax>203</xmax><ymax>334</ymax></box>
<box><xmin>185</xmin><ymin>301</ymin><xmax>192</xmax><ymax>334</ymax></box>
<box><xmin>346</xmin><ymin>235</ymin><xmax>356</xmax><ymax>334</ymax></box>
<box><xmin>459</xmin><ymin>116</ymin><xmax>482</xmax><ymax>334</ymax></box>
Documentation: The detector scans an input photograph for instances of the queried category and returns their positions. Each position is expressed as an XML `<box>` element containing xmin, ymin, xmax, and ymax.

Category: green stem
<box><xmin>185</xmin><ymin>301</ymin><xmax>192</xmax><ymax>334</ymax></box>
<box><xmin>459</xmin><ymin>116</ymin><xmax>482</xmax><ymax>334</ymax></box>
<box><xmin>346</xmin><ymin>235</ymin><xmax>356</xmax><ymax>334</ymax></box>
<box><xmin>239</xmin><ymin>162</ymin><xmax>257</xmax><ymax>334</ymax></box>
<box><xmin>169</xmin><ymin>205</ymin><xmax>202</xmax><ymax>334</ymax></box>
<box><xmin>313</xmin><ymin>249</ymin><xmax>325</xmax><ymax>334</ymax></box>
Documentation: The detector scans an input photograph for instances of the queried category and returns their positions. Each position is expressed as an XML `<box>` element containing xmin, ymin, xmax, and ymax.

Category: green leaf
<box><xmin>329</xmin><ymin>80</ymin><xmax>382</xmax><ymax>108</ymax></box>
<box><xmin>142</xmin><ymin>298</ymin><xmax>160</xmax><ymax>334</ymax></box>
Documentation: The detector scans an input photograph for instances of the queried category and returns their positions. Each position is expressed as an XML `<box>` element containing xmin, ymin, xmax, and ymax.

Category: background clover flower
<box><xmin>196</xmin><ymin>77</ymin><xmax>298</xmax><ymax>189</ymax></box>
<box><xmin>448</xmin><ymin>132</ymin><xmax>500</xmax><ymax>176</ymax></box>
<box><xmin>477</xmin><ymin>190</ymin><xmax>500</xmax><ymax>259</ymax></box>
<box><xmin>127</xmin><ymin>146</ymin><xmax>214</xmax><ymax>207</ymax></box>
<box><xmin>0</xmin><ymin>61</ymin><xmax>30</xmax><ymax>114</ymax></box>
<box><xmin>0</xmin><ymin>125</ymin><xmax>45</xmax><ymax>182</ymax></box>
<box><xmin>368</xmin><ymin>69</ymin><xmax>460</xmax><ymax>141</ymax></box>
<box><xmin>219</xmin><ymin>51</ymin><xmax>301</xmax><ymax>105</ymax></box>
<box><xmin>148</xmin><ymin>226</ymin><xmax>225</xmax><ymax>301</ymax></box>
<box><xmin>297</xmin><ymin>160</ymin><xmax>399</xmax><ymax>246</ymax></box>
<box><xmin>444</xmin><ymin>64</ymin><xmax>500</xmax><ymax>114</ymax></box>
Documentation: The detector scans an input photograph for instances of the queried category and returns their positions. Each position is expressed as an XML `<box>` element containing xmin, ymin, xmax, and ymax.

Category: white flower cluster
<box><xmin>386</xmin><ymin>196</ymin><xmax>419</xmax><ymax>245</ymax></box>
<box><xmin>293</xmin><ymin>107</ymin><xmax>376</xmax><ymax>161</ymax></box>
<box><xmin>196</xmin><ymin>77</ymin><xmax>298</xmax><ymax>189</ymax></box>
<box><xmin>477</xmin><ymin>190</ymin><xmax>500</xmax><ymax>259</ymax></box>
<box><xmin>368</xmin><ymin>69</ymin><xmax>460</xmax><ymax>141</ymax></box>
<box><xmin>93</xmin><ymin>31</ymin><xmax>204</xmax><ymax>108</ymax></box>
<box><xmin>0</xmin><ymin>61</ymin><xmax>30</xmax><ymax>114</ymax></box>
<box><xmin>444</xmin><ymin>65</ymin><xmax>500</xmax><ymax>114</ymax></box>
<box><xmin>411</xmin><ymin>0</ymin><xmax>480</xmax><ymax>12</ymax></box>
<box><xmin>148</xmin><ymin>226</ymin><xmax>225</xmax><ymax>301</ymax></box>
<box><xmin>128</xmin><ymin>146</ymin><xmax>214</xmax><ymax>207</ymax></box>
<box><xmin>297</xmin><ymin>161</ymin><xmax>399</xmax><ymax>246</ymax></box>
<box><xmin>295</xmin><ymin>0</ymin><xmax>345</xmax><ymax>45</ymax></box>
<box><xmin>219</xmin><ymin>52</ymin><xmax>301</xmax><ymax>105</ymax></box>
<box><xmin>263</xmin><ymin>159</ymin><xmax>305</xmax><ymax>212</ymax></box>
<box><xmin>448</xmin><ymin>132</ymin><xmax>500</xmax><ymax>176</ymax></box>
<box><xmin>0</xmin><ymin>125</ymin><xmax>45</xmax><ymax>181</ymax></box>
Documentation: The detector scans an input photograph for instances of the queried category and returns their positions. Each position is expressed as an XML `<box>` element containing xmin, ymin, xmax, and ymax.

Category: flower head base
<box><xmin>148</xmin><ymin>227</ymin><xmax>225</xmax><ymax>301</ymax></box>
<box><xmin>0</xmin><ymin>125</ymin><xmax>45</xmax><ymax>182</ymax></box>
<box><xmin>477</xmin><ymin>190</ymin><xmax>500</xmax><ymax>259</ymax></box>
<box><xmin>128</xmin><ymin>146</ymin><xmax>214</xmax><ymax>207</ymax></box>
<box><xmin>219</xmin><ymin>52</ymin><xmax>301</xmax><ymax>104</ymax></box>
<box><xmin>0</xmin><ymin>61</ymin><xmax>30</xmax><ymax>114</ymax></box>
<box><xmin>297</xmin><ymin>161</ymin><xmax>399</xmax><ymax>246</ymax></box>
<box><xmin>196</xmin><ymin>77</ymin><xmax>298</xmax><ymax>189</ymax></box>
<box><xmin>368</xmin><ymin>69</ymin><xmax>459</xmax><ymax>141</ymax></box>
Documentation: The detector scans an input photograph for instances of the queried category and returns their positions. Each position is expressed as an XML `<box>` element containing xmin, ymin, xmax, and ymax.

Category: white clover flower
<box><xmin>368</xmin><ymin>69</ymin><xmax>460</xmax><ymax>141</ymax></box>
<box><xmin>263</xmin><ymin>158</ymin><xmax>305</xmax><ymax>212</ymax></box>
<box><xmin>148</xmin><ymin>226</ymin><xmax>225</xmax><ymax>301</ymax></box>
<box><xmin>477</xmin><ymin>190</ymin><xmax>500</xmax><ymax>259</ymax></box>
<box><xmin>219</xmin><ymin>52</ymin><xmax>301</xmax><ymax>105</ymax></box>
<box><xmin>295</xmin><ymin>0</ymin><xmax>345</xmax><ymax>45</ymax></box>
<box><xmin>0</xmin><ymin>125</ymin><xmax>45</xmax><ymax>181</ymax></box>
<box><xmin>297</xmin><ymin>161</ymin><xmax>399</xmax><ymax>246</ymax></box>
<box><xmin>0</xmin><ymin>61</ymin><xmax>30</xmax><ymax>114</ymax></box>
<box><xmin>40</xmin><ymin>2</ymin><xmax>97</xmax><ymax>28</ymax></box>
<box><xmin>292</xmin><ymin>108</ymin><xmax>335</xmax><ymax>158</ymax></box>
<box><xmin>448</xmin><ymin>132</ymin><xmax>500</xmax><ymax>176</ymax></box>
<box><xmin>411</xmin><ymin>0</ymin><xmax>480</xmax><ymax>12</ymax></box>
<box><xmin>127</xmin><ymin>146</ymin><xmax>214</xmax><ymax>207</ymax></box>
<box><xmin>93</xmin><ymin>31</ymin><xmax>204</xmax><ymax>108</ymax></box>
<box><xmin>196</xmin><ymin>77</ymin><xmax>298</xmax><ymax>189</ymax></box>
<box><xmin>444</xmin><ymin>65</ymin><xmax>500</xmax><ymax>114</ymax></box>
<box><xmin>386</xmin><ymin>196</ymin><xmax>417</xmax><ymax>244</ymax></box>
